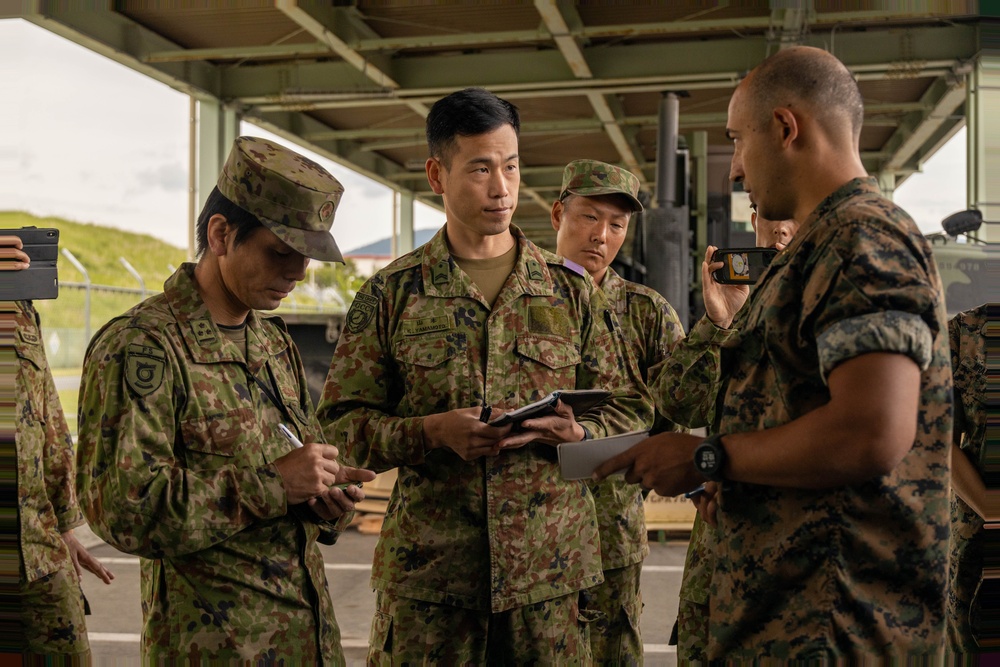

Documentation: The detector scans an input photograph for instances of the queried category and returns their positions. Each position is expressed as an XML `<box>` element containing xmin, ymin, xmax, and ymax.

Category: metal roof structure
<box><xmin>10</xmin><ymin>2</ymin><xmax>988</xmax><ymax>248</ymax></box>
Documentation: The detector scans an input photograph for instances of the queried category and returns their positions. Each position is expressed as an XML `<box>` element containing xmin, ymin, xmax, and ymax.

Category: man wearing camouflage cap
<box><xmin>77</xmin><ymin>136</ymin><xmax>375</xmax><ymax>663</ymax></box>
<box><xmin>552</xmin><ymin>159</ymin><xmax>685</xmax><ymax>664</ymax></box>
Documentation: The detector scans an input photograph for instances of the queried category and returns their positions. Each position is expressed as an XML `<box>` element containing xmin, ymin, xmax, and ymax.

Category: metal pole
<box><xmin>61</xmin><ymin>248</ymin><xmax>91</xmax><ymax>346</ymax></box>
<box><xmin>189</xmin><ymin>96</ymin><xmax>197</xmax><ymax>261</ymax></box>
<box><xmin>656</xmin><ymin>92</ymin><xmax>680</xmax><ymax>207</ymax></box>
<box><xmin>119</xmin><ymin>257</ymin><xmax>147</xmax><ymax>300</ymax></box>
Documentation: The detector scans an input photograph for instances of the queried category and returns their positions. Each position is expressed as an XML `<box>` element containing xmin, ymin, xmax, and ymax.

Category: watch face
<box><xmin>695</xmin><ymin>438</ymin><xmax>724</xmax><ymax>480</ymax></box>
<box><xmin>697</xmin><ymin>448</ymin><xmax>719</xmax><ymax>472</ymax></box>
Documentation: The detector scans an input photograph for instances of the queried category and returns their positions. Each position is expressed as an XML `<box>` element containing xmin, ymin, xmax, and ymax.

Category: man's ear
<box><xmin>551</xmin><ymin>199</ymin><xmax>564</xmax><ymax>233</ymax></box>
<box><xmin>206</xmin><ymin>214</ymin><xmax>231</xmax><ymax>257</ymax></box>
<box><xmin>426</xmin><ymin>157</ymin><xmax>445</xmax><ymax>195</ymax></box>
<box><xmin>773</xmin><ymin>107</ymin><xmax>799</xmax><ymax>149</ymax></box>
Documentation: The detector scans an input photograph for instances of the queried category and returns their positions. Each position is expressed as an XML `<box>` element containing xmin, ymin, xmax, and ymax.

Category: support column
<box><xmin>197</xmin><ymin>99</ymin><xmax>239</xmax><ymax>212</ymax></box>
<box><xmin>876</xmin><ymin>171</ymin><xmax>896</xmax><ymax>200</ymax></box>
<box><xmin>967</xmin><ymin>47</ymin><xmax>1000</xmax><ymax>242</ymax></box>
<box><xmin>398</xmin><ymin>191</ymin><xmax>415</xmax><ymax>256</ymax></box>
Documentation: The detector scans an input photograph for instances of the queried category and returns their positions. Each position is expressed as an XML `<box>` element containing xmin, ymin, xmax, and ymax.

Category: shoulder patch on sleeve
<box><xmin>346</xmin><ymin>291</ymin><xmax>380</xmax><ymax>334</ymax></box>
<box><xmin>125</xmin><ymin>343</ymin><xmax>166</xmax><ymax>397</ymax></box>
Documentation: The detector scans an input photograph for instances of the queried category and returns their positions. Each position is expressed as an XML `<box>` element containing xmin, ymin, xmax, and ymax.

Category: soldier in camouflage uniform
<box><xmin>2</xmin><ymin>236</ymin><xmax>114</xmax><ymax>657</ymax></box>
<box><xmin>317</xmin><ymin>88</ymin><xmax>650</xmax><ymax>664</ymax></box>
<box><xmin>76</xmin><ymin>138</ymin><xmax>375</xmax><ymax>664</ymax></box>
<box><xmin>551</xmin><ymin>159</ymin><xmax>684</xmax><ymax>664</ymax></box>
<box><xmin>598</xmin><ymin>46</ymin><xmax>952</xmax><ymax>660</ymax></box>
<box><xmin>945</xmin><ymin>304</ymin><xmax>989</xmax><ymax>653</ymax></box>
<box><xmin>656</xmin><ymin>206</ymin><xmax>800</xmax><ymax>662</ymax></box>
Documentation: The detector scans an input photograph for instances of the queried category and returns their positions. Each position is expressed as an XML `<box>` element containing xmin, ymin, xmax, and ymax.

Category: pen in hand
<box><xmin>278</xmin><ymin>423</ymin><xmax>304</xmax><ymax>449</ymax></box>
<box><xmin>684</xmin><ymin>484</ymin><xmax>706</xmax><ymax>499</ymax></box>
<box><xmin>479</xmin><ymin>404</ymin><xmax>493</xmax><ymax>424</ymax></box>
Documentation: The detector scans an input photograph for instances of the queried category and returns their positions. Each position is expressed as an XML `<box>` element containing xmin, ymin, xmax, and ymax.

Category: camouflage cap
<box><xmin>217</xmin><ymin>136</ymin><xmax>345</xmax><ymax>262</ymax></box>
<box><xmin>559</xmin><ymin>159</ymin><xmax>643</xmax><ymax>212</ymax></box>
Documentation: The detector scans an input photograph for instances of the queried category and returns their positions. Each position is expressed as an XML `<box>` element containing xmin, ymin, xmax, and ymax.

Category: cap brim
<box><xmin>260</xmin><ymin>218</ymin><xmax>344</xmax><ymax>263</ymax></box>
<box><xmin>565</xmin><ymin>186</ymin><xmax>643</xmax><ymax>212</ymax></box>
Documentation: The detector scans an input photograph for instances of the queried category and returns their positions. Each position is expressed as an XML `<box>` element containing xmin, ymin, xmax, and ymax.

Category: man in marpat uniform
<box><xmin>598</xmin><ymin>46</ymin><xmax>952</xmax><ymax>660</ymax></box>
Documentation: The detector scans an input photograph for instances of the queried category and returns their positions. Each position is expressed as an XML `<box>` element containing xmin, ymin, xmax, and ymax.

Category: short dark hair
<box><xmin>749</xmin><ymin>47</ymin><xmax>864</xmax><ymax>140</ymax></box>
<box><xmin>426</xmin><ymin>87</ymin><xmax>520</xmax><ymax>167</ymax></box>
<box><xmin>195</xmin><ymin>186</ymin><xmax>264</xmax><ymax>257</ymax></box>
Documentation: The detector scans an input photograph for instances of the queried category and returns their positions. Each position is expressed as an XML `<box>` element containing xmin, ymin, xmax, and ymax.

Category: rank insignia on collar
<box><xmin>125</xmin><ymin>344</ymin><xmax>166</xmax><ymax>397</ymax></box>
<box><xmin>191</xmin><ymin>318</ymin><xmax>217</xmax><ymax>345</ymax></box>
<box><xmin>527</xmin><ymin>260</ymin><xmax>543</xmax><ymax>282</ymax></box>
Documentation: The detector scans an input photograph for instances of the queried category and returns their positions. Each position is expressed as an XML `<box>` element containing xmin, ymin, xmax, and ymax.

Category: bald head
<box><xmin>744</xmin><ymin>46</ymin><xmax>863</xmax><ymax>143</ymax></box>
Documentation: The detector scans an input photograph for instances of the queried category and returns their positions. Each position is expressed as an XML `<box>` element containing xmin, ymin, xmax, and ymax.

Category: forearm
<box><xmin>82</xmin><ymin>461</ymin><xmax>286</xmax><ymax>558</ymax></box>
<box><xmin>951</xmin><ymin>445</ymin><xmax>1000</xmax><ymax>521</ymax></box>
<box><xmin>322</xmin><ymin>405</ymin><xmax>427</xmax><ymax>471</ymax></box>
<box><xmin>721</xmin><ymin>353</ymin><xmax>920</xmax><ymax>490</ymax></box>
<box><xmin>650</xmin><ymin>316</ymin><xmax>734</xmax><ymax>428</ymax></box>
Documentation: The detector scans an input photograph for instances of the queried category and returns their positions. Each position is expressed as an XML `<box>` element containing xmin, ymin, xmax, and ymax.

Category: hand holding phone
<box><xmin>711</xmin><ymin>247</ymin><xmax>777</xmax><ymax>285</ymax></box>
<box><xmin>0</xmin><ymin>228</ymin><xmax>59</xmax><ymax>300</ymax></box>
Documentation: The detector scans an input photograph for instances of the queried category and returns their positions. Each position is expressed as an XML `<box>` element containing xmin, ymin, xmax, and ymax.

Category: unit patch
<box><xmin>17</xmin><ymin>327</ymin><xmax>40</xmax><ymax>346</ymax></box>
<box><xmin>346</xmin><ymin>292</ymin><xmax>379</xmax><ymax>334</ymax></box>
<box><xmin>125</xmin><ymin>344</ymin><xmax>166</xmax><ymax>397</ymax></box>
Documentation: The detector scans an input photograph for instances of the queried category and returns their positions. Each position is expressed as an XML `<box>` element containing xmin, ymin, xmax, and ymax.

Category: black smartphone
<box><xmin>711</xmin><ymin>247</ymin><xmax>777</xmax><ymax>285</ymax></box>
<box><xmin>0</xmin><ymin>227</ymin><xmax>59</xmax><ymax>300</ymax></box>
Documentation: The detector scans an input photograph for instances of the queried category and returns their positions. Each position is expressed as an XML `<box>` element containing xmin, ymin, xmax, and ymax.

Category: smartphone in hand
<box><xmin>711</xmin><ymin>247</ymin><xmax>777</xmax><ymax>285</ymax></box>
<box><xmin>0</xmin><ymin>227</ymin><xmax>59</xmax><ymax>300</ymax></box>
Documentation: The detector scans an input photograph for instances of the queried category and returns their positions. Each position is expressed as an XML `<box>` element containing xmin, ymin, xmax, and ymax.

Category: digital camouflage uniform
<box><xmin>945</xmin><ymin>304</ymin><xmax>989</xmax><ymax>653</ymax></box>
<box><xmin>649</xmin><ymin>307</ymin><xmax>748</xmax><ymax>664</ymax></box>
<box><xmin>12</xmin><ymin>300</ymin><xmax>89</xmax><ymax>656</ymax></box>
<box><xmin>706</xmin><ymin>178</ymin><xmax>952</xmax><ymax>659</ymax></box>
<box><xmin>77</xmin><ymin>265</ymin><xmax>347</xmax><ymax>663</ymax></box>
<box><xmin>587</xmin><ymin>267</ymin><xmax>684</xmax><ymax>665</ymax></box>
<box><xmin>317</xmin><ymin>225</ymin><xmax>650</xmax><ymax>664</ymax></box>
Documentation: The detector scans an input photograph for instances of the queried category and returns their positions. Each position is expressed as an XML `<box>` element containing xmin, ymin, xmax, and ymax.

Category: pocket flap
<box><xmin>516</xmin><ymin>333</ymin><xmax>581</xmax><ymax>370</ymax></box>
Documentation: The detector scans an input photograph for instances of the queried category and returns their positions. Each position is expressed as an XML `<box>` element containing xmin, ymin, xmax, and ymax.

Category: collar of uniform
<box><xmin>420</xmin><ymin>224</ymin><xmax>554</xmax><ymax>298</ymax></box>
<box><xmin>804</xmin><ymin>176</ymin><xmax>880</xmax><ymax>232</ymax></box>
<box><xmin>600</xmin><ymin>266</ymin><xmax>628</xmax><ymax>316</ymax></box>
<box><xmin>162</xmin><ymin>263</ymin><xmax>287</xmax><ymax>366</ymax></box>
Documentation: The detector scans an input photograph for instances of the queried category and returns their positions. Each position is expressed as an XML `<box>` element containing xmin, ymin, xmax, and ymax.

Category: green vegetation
<box><xmin>4</xmin><ymin>211</ymin><xmax>365</xmax><ymax>368</ymax></box>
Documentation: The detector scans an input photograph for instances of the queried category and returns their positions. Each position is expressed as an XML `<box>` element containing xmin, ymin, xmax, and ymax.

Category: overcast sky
<box><xmin>0</xmin><ymin>18</ymin><xmax>968</xmax><ymax>256</ymax></box>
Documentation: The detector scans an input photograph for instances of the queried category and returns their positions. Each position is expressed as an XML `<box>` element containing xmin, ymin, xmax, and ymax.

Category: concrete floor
<box><xmin>79</xmin><ymin>526</ymin><xmax>688</xmax><ymax>665</ymax></box>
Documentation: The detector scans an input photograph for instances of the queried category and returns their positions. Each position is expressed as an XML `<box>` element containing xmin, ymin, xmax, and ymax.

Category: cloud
<box><xmin>134</xmin><ymin>163</ymin><xmax>188</xmax><ymax>192</ymax></box>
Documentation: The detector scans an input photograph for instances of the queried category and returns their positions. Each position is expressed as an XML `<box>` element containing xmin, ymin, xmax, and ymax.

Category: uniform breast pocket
<box><xmin>395</xmin><ymin>333</ymin><xmax>469</xmax><ymax>414</ymax></box>
<box><xmin>180</xmin><ymin>408</ymin><xmax>255</xmax><ymax>470</ymax></box>
<box><xmin>515</xmin><ymin>333</ymin><xmax>581</xmax><ymax>393</ymax></box>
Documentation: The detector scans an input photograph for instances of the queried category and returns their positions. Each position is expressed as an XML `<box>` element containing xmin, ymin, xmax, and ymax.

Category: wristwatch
<box><xmin>693</xmin><ymin>434</ymin><xmax>727</xmax><ymax>482</ymax></box>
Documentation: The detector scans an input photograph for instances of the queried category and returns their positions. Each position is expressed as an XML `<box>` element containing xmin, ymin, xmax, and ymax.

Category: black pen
<box><xmin>479</xmin><ymin>404</ymin><xmax>493</xmax><ymax>424</ymax></box>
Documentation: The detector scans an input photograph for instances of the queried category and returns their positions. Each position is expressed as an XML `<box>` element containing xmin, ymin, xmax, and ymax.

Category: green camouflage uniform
<box><xmin>649</xmin><ymin>309</ymin><xmax>746</xmax><ymax>663</ymax></box>
<box><xmin>706</xmin><ymin>178</ymin><xmax>952</xmax><ymax>659</ymax></box>
<box><xmin>587</xmin><ymin>267</ymin><xmax>684</xmax><ymax>665</ymax></box>
<box><xmin>77</xmin><ymin>265</ymin><xmax>347</xmax><ymax>663</ymax></box>
<box><xmin>12</xmin><ymin>300</ymin><xmax>89</xmax><ymax>655</ymax></box>
<box><xmin>945</xmin><ymin>305</ymin><xmax>989</xmax><ymax>653</ymax></box>
<box><xmin>317</xmin><ymin>225</ymin><xmax>650</xmax><ymax>663</ymax></box>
